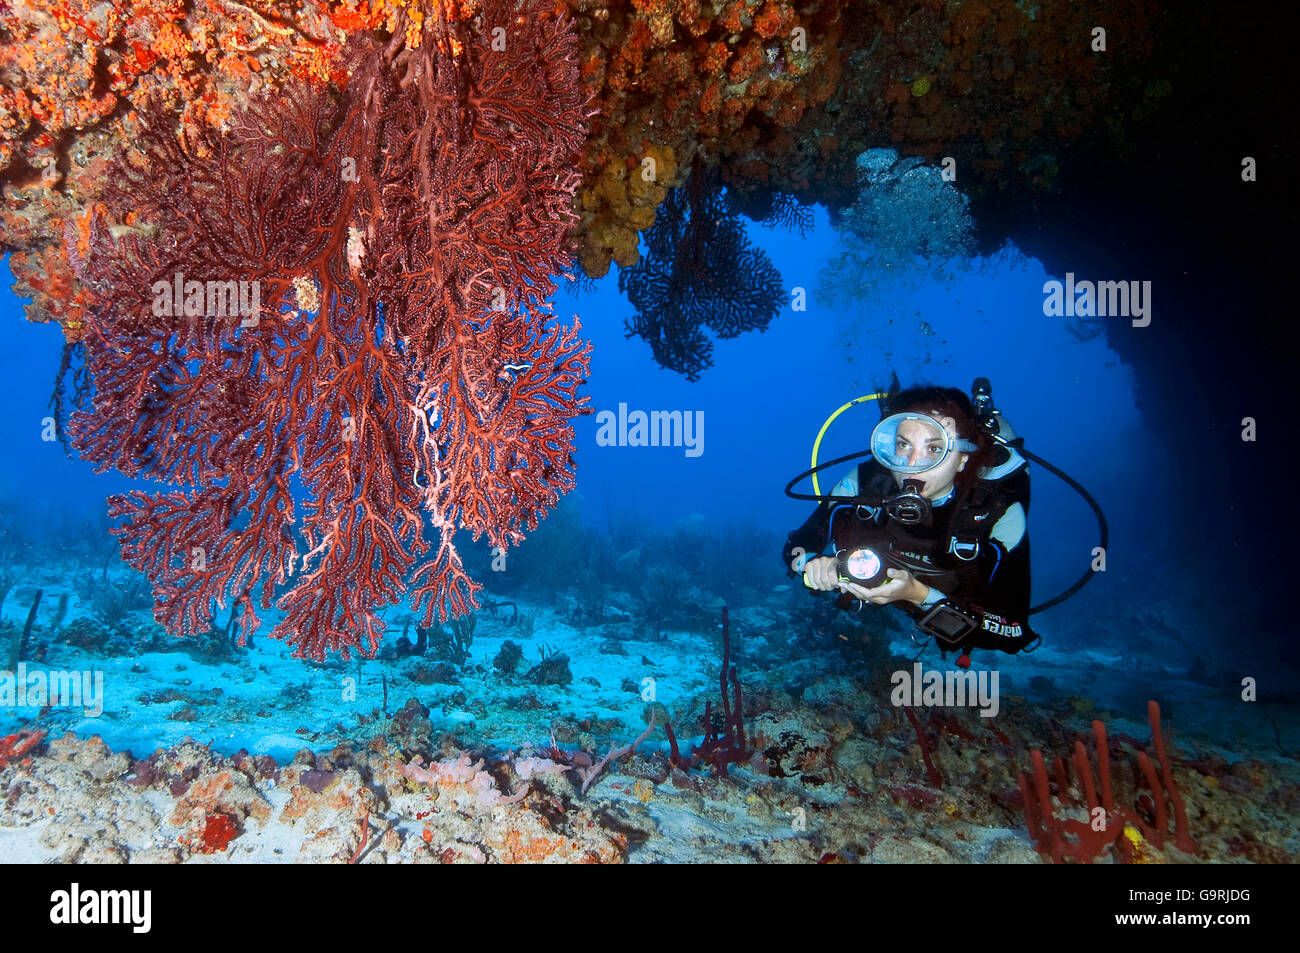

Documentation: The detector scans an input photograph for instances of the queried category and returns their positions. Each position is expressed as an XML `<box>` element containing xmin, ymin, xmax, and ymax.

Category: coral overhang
<box><xmin>4</xmin><ymin>1</ymin><xmax>1171</xmax><ymax>317</ymax></box>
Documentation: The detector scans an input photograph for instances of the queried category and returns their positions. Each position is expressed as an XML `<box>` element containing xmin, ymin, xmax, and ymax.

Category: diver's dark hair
<box><xmin>884</xmin><ymin>384</ymin><xmax>993</xmax><ymax>491</ymax></box>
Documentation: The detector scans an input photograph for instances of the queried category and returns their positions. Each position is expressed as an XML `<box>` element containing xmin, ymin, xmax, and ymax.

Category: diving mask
<box><xmin>870</xmin><ymin>412</ymin><xmax>978</xmax><ymax>475</ymax></box>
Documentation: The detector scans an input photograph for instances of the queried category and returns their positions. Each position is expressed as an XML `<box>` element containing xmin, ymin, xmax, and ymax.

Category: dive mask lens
<box><xmin>870</xmin><ymin>412</ymin><xmax>956</xmax><ymax>474</ymax></box>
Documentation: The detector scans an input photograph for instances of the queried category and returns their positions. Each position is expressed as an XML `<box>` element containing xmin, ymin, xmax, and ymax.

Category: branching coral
<box><xmin>1018</xmin><ymin>700</ymin><xmax>1197</xmax><ymax>863</ymax></box>
<box><xmin>0</xmin><ymin>0</ymin><xmax>436</xmax><ymax>330</ymax></box>
<box><xmin>46</xmin><ymin>340</ymin><xmax>91</xmax><ymax>455</ymax></box>
<box><xmin>65</xmin><ymin>0</ymin><xmax>593</xmax><ymax>660</ymax></box>
<box><xmin>664</xmin><ymin>606</ymin><xmax>752</xmax><ymax>775</ymax></box>
<box><xmin>619</xmin><ymin>158</ymin><xmax>783</xmax><ymax>381</ymax></box>
<box><xmin>737</xmin><ymin>188</ymin><xmax>814</xmax><ymax>238</ymax></box>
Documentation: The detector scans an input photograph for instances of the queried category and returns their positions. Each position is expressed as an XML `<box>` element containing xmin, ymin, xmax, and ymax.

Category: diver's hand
<box><xmin>802</xmin><ymin>556</ymin><xmax>840</xmax><ymax>591</ymax></box>
<box><xmin>838</xmin><ymin>568</ymin><xmax>928</xmax><ymax>605</ymax></box>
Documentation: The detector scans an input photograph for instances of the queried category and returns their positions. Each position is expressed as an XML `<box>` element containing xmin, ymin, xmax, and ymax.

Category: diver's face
<box><xmin>890</xmin><ymin>413</ymin><xmax>968</xmax><ymax>498</ymax></box>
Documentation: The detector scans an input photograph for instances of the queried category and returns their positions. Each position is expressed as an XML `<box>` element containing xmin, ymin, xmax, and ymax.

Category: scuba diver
<box><xmin>783</xmin><ymin>378</ymin><xmax>1106</xmax><ymax>666</ymax></box>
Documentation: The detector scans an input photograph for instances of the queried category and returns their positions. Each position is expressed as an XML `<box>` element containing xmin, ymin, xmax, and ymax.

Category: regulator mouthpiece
<box><xmin>883</xmin><ymin>479</ymin><xmax>932</xmax><ymax>526</ymax></box>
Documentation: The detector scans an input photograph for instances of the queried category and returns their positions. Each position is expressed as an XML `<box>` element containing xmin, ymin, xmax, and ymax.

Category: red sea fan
<box><xmin>67</xmin><ymin>1</ymin><xmax>593</xmax><ymax>660</ymax></box>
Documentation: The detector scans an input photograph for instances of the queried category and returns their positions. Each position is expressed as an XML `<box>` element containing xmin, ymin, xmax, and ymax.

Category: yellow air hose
<box><xmin>810</xmin><ymin>392</ymin><xmax>889</xmax><ymax>497</ymax></box>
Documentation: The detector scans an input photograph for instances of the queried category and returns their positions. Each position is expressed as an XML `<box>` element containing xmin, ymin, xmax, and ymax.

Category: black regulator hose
<box><xmin>1017</xmin><ymin>444</ymin><xmax>1109</xmax><ymax>615</ymax></box>
<box><xmin>782</xmin><ymin>449</ymin><xmax>871</xmax><ymax>503</ymax></box>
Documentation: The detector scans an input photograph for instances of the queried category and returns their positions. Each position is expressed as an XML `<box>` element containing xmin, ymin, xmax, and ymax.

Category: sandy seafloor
<box><xmin>1</xmin><ymin>561</ymin><xmax>1296</xmax><ymax>864</ymax></box>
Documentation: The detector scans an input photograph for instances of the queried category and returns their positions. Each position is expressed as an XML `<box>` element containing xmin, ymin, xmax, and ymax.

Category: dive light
<box><xmin>837</xmin><ymin>545</ymin><xmax>890</xmax><ymax>588</ymax></box>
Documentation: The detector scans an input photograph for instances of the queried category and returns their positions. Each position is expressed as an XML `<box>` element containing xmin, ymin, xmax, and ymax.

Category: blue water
<box><xmin>0</xmin><ymin>186</ymin><xmax>1291</xmax><ymax>772</ymax></box>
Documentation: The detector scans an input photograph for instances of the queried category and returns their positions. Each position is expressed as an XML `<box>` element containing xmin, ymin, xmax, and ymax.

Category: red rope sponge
<box><xmin>1018</xmin><ymin>700</ymin><xmax>1197</xmax><ymax>862</ymax></box>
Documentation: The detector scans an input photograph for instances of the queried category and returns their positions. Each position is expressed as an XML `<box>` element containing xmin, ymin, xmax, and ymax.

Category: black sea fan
<box><xmin>619</xmin><ymin>160</ymin><xmax>784</xmax><ymax>381</ymax></box>
<box><xmin>728</xmin><ymin>186</ymin><xmax>814</xmax><ymax>238</ymax></box>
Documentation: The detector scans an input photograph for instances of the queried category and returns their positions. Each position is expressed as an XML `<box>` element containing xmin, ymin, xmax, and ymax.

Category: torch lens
<box><xmin>845</xmin><ymin>548</ymin><xmax>882</xmax><ymax>582</ymax></box>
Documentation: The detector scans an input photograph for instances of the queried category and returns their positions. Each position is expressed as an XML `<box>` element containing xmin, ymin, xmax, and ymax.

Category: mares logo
<box><xmin>982</xmin><ymin>615</ymin><xmax>1021</xmax><ymax>638</ymax></box>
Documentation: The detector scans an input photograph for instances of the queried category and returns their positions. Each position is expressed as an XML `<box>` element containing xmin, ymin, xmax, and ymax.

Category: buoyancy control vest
<box><xmin>833</xmin><ymin>457</ymin><xmax>1021</xmax><ymax>559</ymax></box>
<box><xmin>827</xmin><ymin>455</ymin><xmax>1032</xmax><ymax>649</ymax></box>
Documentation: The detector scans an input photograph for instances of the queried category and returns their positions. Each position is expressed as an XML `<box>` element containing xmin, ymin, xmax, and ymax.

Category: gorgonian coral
<box><xmin>619</xmin><ymin>159</ymin><xmax>784</xmax><ymax>381</ymax></box>
<box><xmin>66</xmin><ymin>0</ymin><xmax>593</xmax><ymax>660</ymax></box>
